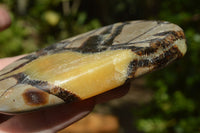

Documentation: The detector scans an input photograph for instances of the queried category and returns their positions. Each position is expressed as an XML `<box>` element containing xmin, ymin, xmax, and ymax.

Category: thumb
<box><xmin>0</xmin><ymin>7</ymin><xmax>11</xmax><ymax>31</ymax></box>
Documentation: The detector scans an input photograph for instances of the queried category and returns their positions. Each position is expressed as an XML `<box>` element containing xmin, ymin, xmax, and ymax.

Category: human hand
<box><xmin>0</xmin><ymin>7</ymin><xmax>130</xmax><ymax>132</ymax></box>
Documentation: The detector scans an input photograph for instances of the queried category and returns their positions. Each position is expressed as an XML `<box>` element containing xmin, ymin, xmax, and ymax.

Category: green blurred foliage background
<box><xmin>0</xmin><ymin>0</ymin><xmax>199</xmax><ymax>132</ymax></box>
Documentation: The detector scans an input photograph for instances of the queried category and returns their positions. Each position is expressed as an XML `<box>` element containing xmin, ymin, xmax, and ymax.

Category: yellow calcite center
<box><xmin>24</xmin><ymin>50</ymin><xmax>134</xmax><ymax>99</ymax></box>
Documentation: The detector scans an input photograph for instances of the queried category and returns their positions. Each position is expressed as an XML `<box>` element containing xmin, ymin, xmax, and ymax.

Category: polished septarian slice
<box><xmin>0</xmin><ymin>20</ymin><xmax>187</xmax><ymax>113</ymax></box>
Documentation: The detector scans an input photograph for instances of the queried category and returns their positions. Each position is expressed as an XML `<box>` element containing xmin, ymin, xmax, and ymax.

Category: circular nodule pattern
<box><xmin>22</xmin><ymin>88</ymin><xmax>49</xmax><ymax>106</ymax></box>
